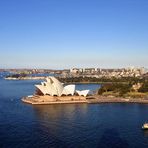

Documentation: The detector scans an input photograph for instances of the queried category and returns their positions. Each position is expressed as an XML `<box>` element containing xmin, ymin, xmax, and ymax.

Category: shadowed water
<box><xmin>0</xmin><ymin>77</ymin><xmax>148</xmax><ymax>148</ymax></box>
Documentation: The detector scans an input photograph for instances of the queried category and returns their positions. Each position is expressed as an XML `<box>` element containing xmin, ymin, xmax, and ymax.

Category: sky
<box><xmin>0</xmin><ymin>0</ymin><xmax>148</xmax><ymax>69</ymax></box>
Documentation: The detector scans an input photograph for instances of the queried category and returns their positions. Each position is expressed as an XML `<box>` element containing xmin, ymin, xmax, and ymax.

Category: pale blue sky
<box><xmin>0</xmin><ymin>0</ymin><xmax>148</xmax><ymax>69</ymax></box>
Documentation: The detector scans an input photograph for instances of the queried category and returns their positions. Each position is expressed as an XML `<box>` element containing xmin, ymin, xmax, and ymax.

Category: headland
<box><xmin>21</xmin><ymin>75</ymin><xmax>148</xmax><ymax>105</ymax></box>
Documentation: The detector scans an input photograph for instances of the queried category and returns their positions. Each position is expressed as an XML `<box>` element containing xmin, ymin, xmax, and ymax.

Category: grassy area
<box><xmin>125</xmin><ymin>92</ymin><xmax>147</xmax><ymax>98</ymax></box>
<box><xmin>59</xmin><ymin>76</ymin><xmax>147</xmax><ymax>84</ymax></box>
<box><xmin>97</xmin><ymin>82</ymin><xmax>148</xmax><ymax>98</ymax></box>
<box><xmin>101</xmin><ymin>91</ymin><xmax>120</xmax><ymax>97</ymax></box>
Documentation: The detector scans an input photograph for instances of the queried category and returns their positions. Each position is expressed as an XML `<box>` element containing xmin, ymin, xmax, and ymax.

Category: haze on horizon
<box><xmin>0</xmin><ymin>0</ymin><xmax>148</xmax><ymax>69</ymax></box>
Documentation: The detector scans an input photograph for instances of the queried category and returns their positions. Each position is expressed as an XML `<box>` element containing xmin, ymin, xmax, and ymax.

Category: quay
<box><xmin>22</xmin><ymin>95</ymin><xmax>88</xmax><ymax>105</ymax></box>
<box><xmin>22</xmin><ymin>95</ymin><xmax>148</xmax><ymax>105</ymax></box>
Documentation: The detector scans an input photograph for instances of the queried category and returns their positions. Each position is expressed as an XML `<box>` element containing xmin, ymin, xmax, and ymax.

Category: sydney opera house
<box><xmin>35</xmin><ymin>76</ymin><xmax>89</xmax><ymax>97</ymax></box>
<box><xmin>22</xmin><ymin>77</ymin><xmax>90</xmax><ymax>104</ymax></box>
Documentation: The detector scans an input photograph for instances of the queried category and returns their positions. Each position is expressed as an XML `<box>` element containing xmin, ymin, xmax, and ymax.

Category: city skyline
<box><xmin>0</xmin><ymin>0</ymin><xmax>148</xmax><ymax>69</ymax></box>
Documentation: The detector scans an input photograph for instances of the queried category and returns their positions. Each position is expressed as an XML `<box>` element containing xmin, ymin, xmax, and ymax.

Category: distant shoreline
<box><xmin>4</xmin><ymin>76</ymin><xmax>128</xmax><ymax>84</ymax></box>
<box><xmin>5</xmin><ymin>76</ymin><xmax>46</xmax><ymax>80</ymax></box>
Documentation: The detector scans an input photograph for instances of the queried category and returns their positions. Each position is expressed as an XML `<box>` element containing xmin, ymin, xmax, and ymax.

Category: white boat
<box><xmin>142</xmin><ymin>123</ymin><xmax>148</xmax><ymax>129</ymax></box>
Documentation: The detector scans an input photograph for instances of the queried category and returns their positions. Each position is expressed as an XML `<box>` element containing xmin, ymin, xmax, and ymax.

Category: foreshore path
<box><xmin>87</xmin><ymin>96</ymin><xmax>148</xmax><ymax>104</ymax></box>
<box><xmin>22</xmin><ymin>95</ymin><xmax>148</xmax><ymax>105</ymax></box>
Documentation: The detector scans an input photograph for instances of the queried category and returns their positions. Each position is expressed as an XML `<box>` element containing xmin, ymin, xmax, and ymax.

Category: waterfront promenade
<box><xmin>22</xmin><ymin>95</ymin><xmax>88</xmax><ymax>105</ymax></box>
<box><xmin>22</xmin><ymin>95</ymin><xmax>148</xmax><ymax>105</ymax></box>
<box><xmin>87</xmin><ymin>96</ymin><xmax>148</xmax><ymax>104</ymax></box>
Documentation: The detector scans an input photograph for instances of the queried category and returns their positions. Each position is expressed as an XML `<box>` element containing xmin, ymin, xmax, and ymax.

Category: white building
<box><xmin>35</xmin><ymin>76</ymin><xmax>89</xmax><ymax>97</ymax></box>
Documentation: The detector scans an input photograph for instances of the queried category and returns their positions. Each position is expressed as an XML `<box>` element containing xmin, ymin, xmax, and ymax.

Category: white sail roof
<box><xmin>35</xmin><ymin>76</ymin><xmax>89</xmax><ymax>97</ymax></box>
<box><xmin>35</xmin><ymin>85</ymin><xmax>47</xmax><ymax>95</ymax></box>
<box><xmin>49</xmin><ymin>76</ymin><xmax>64</xmax><ymax>96</ymax></box>
<box><xmin>76</xmin><ymin>90</ymin><xmax>89</xmax><ymax>97</ymax></box>
<box><xmin>62</xmin><ymin>85</ymin><xmax>75</xmax><ymax>95</ymax></box>
<box><xmin>44</xmin><ymin>82</ymin><xmax>57</xmax><ymax>96</ymax></box>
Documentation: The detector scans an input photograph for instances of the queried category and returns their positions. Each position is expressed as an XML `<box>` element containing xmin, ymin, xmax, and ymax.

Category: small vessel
<box><xmin>142</xmin><ymin>123</ymin><xmax>148</xmax><ymax>130</ymax></box>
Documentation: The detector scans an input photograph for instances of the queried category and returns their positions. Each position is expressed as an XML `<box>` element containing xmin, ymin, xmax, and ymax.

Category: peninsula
<box><xmin>22</xmin><ymin>76</ymin><xmax>89</xmax><ymax>104</ymax></box>
<box><xmin>22</xmin><ymin>76</ymin><xmax>148</xmax><ymax>105</ymax></box>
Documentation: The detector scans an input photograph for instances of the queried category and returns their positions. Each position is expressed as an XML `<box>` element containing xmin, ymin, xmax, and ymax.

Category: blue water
<box><xmin>0</xmin><ymin>76</ymin><xmax>148</xmax><ymax>148</ymax></box>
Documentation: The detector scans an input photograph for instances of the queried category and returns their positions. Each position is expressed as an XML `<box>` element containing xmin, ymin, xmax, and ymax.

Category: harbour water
<box><xmin>0</xmin><ymin>75</ymin><xmax>148</xmax><ymax>148</ymax></box>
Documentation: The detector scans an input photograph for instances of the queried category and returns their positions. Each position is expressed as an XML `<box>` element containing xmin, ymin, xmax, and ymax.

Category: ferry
<box><xmin>142</xmin><ymin>123</ymin><xmax>148</xmax><ymax>130</ymax></box>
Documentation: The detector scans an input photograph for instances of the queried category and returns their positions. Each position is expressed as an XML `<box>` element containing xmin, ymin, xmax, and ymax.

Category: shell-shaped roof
<box><xmin>35</xmin><ymin>76</ymin><xmax>89</xmax><ymax>97</ymax></box>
